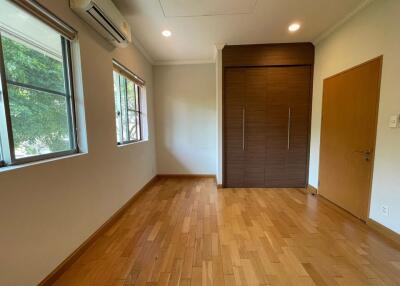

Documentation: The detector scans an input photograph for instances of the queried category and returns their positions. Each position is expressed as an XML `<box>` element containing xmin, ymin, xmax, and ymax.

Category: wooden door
<box><xmin>224</xmin><ymin>68</ymin><xmax>245</xmax><ymax>187</ymax></box>
<box><xmin>244</xmin><ymin>68</ymin><xmax>267</xmax><ymax>187</ymax></box>
<box><xmin>265</xmin><ymin>67</ymin><xmax>312</xmax><ymax>187</ymax></box>
<box><xmin>319</xmin><ymin>57</ymin><xmax>382</xmax><ymax>221</ymax></box>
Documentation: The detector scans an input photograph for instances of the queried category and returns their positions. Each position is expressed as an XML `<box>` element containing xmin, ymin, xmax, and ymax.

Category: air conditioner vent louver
<box><xmin>70</xmin><ymin>0</ymin><xmax>132</xmax><ymax>47</ymax></box>
<box><xmin>87</xmin><ymin>4</ymin><xmax>126</xmax><ymax>43</ymax></box>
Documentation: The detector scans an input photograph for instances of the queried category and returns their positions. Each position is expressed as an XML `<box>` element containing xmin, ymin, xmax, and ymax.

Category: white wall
<box><xmin>154</xmin><ymin>64</ymin><xmax>217</xmax><ymax>175</ymax></box>
<box><xmin>0</xmin><ymin>1</ymin><xmax>157</xmax><ymax>285</ymax></box>
<box><xmin>310</xmin><ymin>0</ymin><xmax>400</xmax><ymax>233</ymax></box>
<box><xmin>215</xmin><ymin>47</ymin><xmax>223</xmax><ymax>185</ymax></box>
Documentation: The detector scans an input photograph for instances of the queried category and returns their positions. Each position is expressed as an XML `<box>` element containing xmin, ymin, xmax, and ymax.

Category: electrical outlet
<box><xmin>381</xmin><ymin>205</ymin><xmax>389</xmax><ymax>217</ymax></box>
<box><xmin>389</xmin><ymin>114</ymin><xmax>399</xmax><ymax>128</ymax></box>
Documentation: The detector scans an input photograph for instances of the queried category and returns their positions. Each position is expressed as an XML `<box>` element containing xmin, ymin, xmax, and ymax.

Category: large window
<box><xmin>113</xmin><ymin>61</ymin><xmax>145</xmax><ymax>145</ymax></box>
<box><xmin>0</xmin><ymin>1</ymin><xmax>77</xmax><ymax>166</ymax></box>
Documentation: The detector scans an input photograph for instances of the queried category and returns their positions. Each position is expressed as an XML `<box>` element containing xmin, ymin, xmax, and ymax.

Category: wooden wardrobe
<box><xmin>223</xmin><ymin>43</ymin><xmax>314</xmax><ymax>188</ymax></box>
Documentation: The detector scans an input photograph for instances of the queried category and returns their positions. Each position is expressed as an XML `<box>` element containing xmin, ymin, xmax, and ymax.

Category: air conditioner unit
<box><xmin>70</xmin><ymin>0</ymin><xmax>132</xmax><ymax>47</ymax></box>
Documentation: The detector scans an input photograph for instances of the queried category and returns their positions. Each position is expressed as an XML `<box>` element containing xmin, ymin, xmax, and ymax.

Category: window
<box><xmin>113</xmin><ymin>61</ymin><xmax>145</xmax><ymax>145</ymax></box>
<box><xmin>0</xmin><ymin>0</ymin><xmax>78</xmax><ymax>166</ymax></box>
<box><xmin>0</xmin><ymin>133</ymin><xmax>4</xmax><ymax>167</ymax></box>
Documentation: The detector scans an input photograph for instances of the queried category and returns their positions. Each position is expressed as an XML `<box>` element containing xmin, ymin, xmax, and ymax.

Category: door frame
<box><xmin>318</xmin><ymin>56</ymin><xmax>383</xmax><ymax>220</ymax></box>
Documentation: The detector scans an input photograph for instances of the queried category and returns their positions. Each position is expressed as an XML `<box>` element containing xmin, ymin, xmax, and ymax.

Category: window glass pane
<box><xmin>127</xmin><ymin>111</ymin><xmax>139</xmax><ymax>141</ymax></box>
<box><xmin>0</xmin><ymin>1</ymin><xmax>61</xmax><ymax>54</ymax></box>
<box><xmin>8</xmin><ymin>85</ymin><xmax>71</xmax><ymax>158</ymax></box>
<box><xmin>127</xmin><ymin>80</ymin><xmax>136</xmax><ymax>111</ymax></box>
<box><xmin>119</xmin><ymin>76</ymin><xmax>129</xmax><ymax>143</ymax></box>
<box><xmin>2</xmin><ymin>35</ymin><xmax>66</xmax><ymax>94</ymax></box>
<box><xmin>0</xmin><ymin>134</ymin><xmax>3</xmax><ymax>163</ymax></box>
<box><xmin>1</xmin><ymin>9</ymin><xmax>65</xmax><ymax>94</ymax></box>
<box><xmin>113</xmin><ymin>71</ymin><xmax>122</xmax><ymax>143</ymax></box>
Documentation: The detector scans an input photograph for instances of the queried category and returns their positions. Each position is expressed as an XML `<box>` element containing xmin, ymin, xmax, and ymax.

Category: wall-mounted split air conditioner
<box><xmin>70</xmin><ymin>0</ymin><xmax>132</xmax><ymax>47</ymax></box>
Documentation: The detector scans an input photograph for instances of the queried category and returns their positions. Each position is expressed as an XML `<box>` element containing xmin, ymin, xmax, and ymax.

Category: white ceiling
<box><xmin>159</xmin><ymin>0</ymin><xmax>258</xmax><ymax>17</ymax></box>
<box><xmin>114</xmin><ymin>0</ymin><xmax>369</xmax><ymax>65</ymax></box>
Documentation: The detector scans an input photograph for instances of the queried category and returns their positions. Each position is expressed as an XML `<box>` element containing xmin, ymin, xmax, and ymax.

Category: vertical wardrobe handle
<box><xmin>242</xmin><ymin>107</ymin><xmax>245</xmax><ymax>150</ymax></box>
<box><xmin>287</xmin><ymin>107</ymin><xmax>291</xmax><ymax>150</ymax></box>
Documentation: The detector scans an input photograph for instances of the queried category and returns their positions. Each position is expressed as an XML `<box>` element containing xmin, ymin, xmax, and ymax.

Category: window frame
<box><xmin>12</xmin><ymin>0</ymin><xmax>76</xmax><ymax>41</ymax></box>
<box><xmin>0</xmin><ymin>134</ymin><xmax>5</xmax><ymax>167</ymax></box>
<box><xmin>0</xmin><ymin>17</ymin><xmax>79</xmax><ymax>167</ymax></box>
<box><xmin>112</xmin><ymin>60</ymin><xmax>145</xmax><ymax>146</ymax></box>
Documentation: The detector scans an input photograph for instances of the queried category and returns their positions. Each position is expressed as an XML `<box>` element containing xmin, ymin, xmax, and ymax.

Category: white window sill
<box><xmin>0</xmin><ymin>152</ymin><xmax>88</xmax><ymax>173</ymax></box>
<box><xmin>117</xmin><ymin>139</ymin><xmax>149</xmax><ymax>148</ymax></box>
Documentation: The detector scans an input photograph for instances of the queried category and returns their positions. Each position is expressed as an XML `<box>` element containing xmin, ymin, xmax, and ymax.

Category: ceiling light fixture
<box><xmin>162</xmin><ymin>30</ymin><xmax>172</xmax><ymax>37</ymax></box>
<box><xmin>288</xmin><ymin>23</ymin><xmax>301</xmax><ymax>32</ymax></box>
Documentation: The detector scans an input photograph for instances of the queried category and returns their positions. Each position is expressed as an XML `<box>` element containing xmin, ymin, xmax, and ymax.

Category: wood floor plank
<box><xmin>53</xmin><ymin>178</ymin><xmax>400</xmax><ymax>286</ymax></box>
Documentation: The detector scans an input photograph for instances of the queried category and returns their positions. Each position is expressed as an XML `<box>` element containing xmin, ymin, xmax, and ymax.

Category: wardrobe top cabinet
<box><xmin>223</xmin><ymin>43</ymin><xmax>314</xmax><ymax>188</ymax></box>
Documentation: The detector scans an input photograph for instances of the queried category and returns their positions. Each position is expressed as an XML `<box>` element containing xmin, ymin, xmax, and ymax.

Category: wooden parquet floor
<box><xmin>54</xmin><ymin>177</ymin><xmax>400</xmax><ymax>286</ymax></box>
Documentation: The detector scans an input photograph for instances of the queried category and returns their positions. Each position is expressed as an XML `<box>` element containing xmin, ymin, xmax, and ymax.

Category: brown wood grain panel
<box><xmin>264</xmin><ymin>68</ymin><xmax>289</xmax><ymax>187</ymax></box>
<box><xmin>223</xmin><ymin>43</ymin><xmax>314</xmax><ymax>67</ymax></box>
<box><xmin>223</xmin><ymin>43</ymin><xmax>314</xmax><ymax>188</ymax></box>
<box><xmin>244</xmin><ymin>68</ymin><xmax>267</xmax><ymax>187</ymax></box>
<box><xmin>287</xmin><ymin>67</ymin><xmax>312</xmax><ymax>187</ymax></box>
<box><xmin>265</xmin><ymin>72</ymin><xmax>288</xmax><ymax>187</ymax></box>
<box><xmin>224</xmin><ymin>68</ymin><xmax>245</xmax><ymax>187</ymax></box>
<box><xmin>264</xmin><ymin>67</ymin><xmax>311</xmax><ymax>187</ymax></box>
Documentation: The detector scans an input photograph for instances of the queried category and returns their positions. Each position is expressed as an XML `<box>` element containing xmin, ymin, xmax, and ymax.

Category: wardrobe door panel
<box><xmin>224</xmin><ymin>65</ymin><xmax>311</xmax><ymax>188</ymax></box>
<box><xmin>288</xmin><ymin>67</ymin><xmax>311</xmax><ymax>187</ymax></box>
<box><xmin>265</xmin><ymin>104</ymin><xmax>289</xmax><ymax>187</ymax></box>
<box><xmin>287</xmin><ymin>104</ymin><xmax>310</xmax><ymax>186</ymax></box>
<box><xmin>265</xmin><ymin>67</ymin><xmax>311</xmax><ymax>187</ymax></box>
<box><xmin>244</xmin><ymin>68</ymin><xmax>267</xmax><ymax>187</ymax></box>
<box><xmin>265</xmin><ymin>68</ymin><xmax>290</xmax><ymax>187</ymax></box>
<box><xmin>224</xmin><ymin>68</ymin><xmax>245</xmax><ymax>187</ymax></box>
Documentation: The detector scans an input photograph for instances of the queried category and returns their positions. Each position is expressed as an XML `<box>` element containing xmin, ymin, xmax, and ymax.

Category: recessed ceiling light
<box><xmin>288</xmin><ymin>23</ymin><xmax>301</xmax><ymax>32</ymax></box>
<box><xmin>162</xmin><ymin>30</ymin><xmax>172</xmax><ymax>37</ymax></box>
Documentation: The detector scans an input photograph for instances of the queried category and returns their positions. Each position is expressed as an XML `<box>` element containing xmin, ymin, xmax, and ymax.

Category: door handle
<box><xmin>242</xmin><ymin>107</ymin><xmax>245</xmax><ymax>151</ymax></box>
<box><xmin>354</xmin><ymin>149</ymin><xmax>372</xmax><ymax>161</ymax></box>
<box><xmin>287</xmin><ymin>107</ymin><xmax>291</xmax><ymax>150</ymax></box>
<box><xmin>354</xmin><ymin>149</ymin><xmax>371</xmax><ymax>155</ymax></box>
